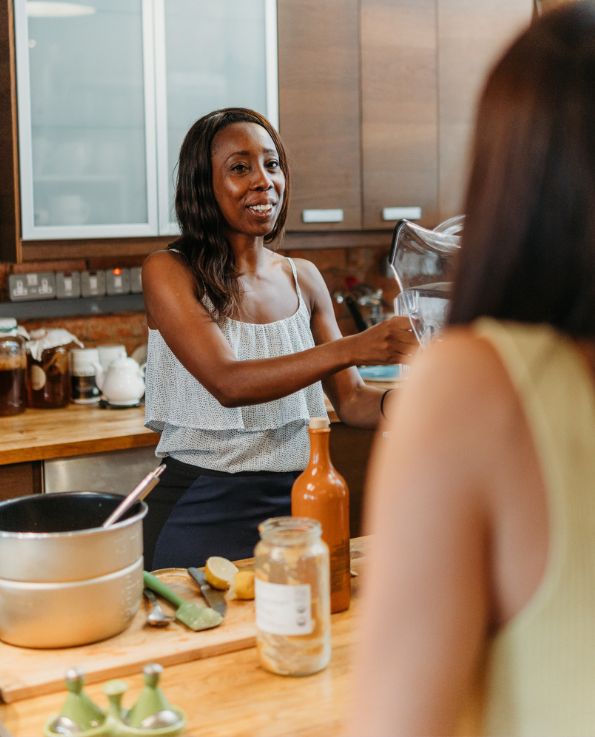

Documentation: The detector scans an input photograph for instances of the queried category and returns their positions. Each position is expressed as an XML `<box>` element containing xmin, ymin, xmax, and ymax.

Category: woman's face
<box><xmin>211</xmin><ymin>122</ymin><xmax>285</xmax><ymax>240</ymax></box>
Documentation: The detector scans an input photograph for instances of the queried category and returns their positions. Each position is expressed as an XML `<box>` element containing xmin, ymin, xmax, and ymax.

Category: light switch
<box><xmin>130</xmin><ymin>267</ymin><xmax>142</xmax><ymax>293</ymax></box>
<box><xmin>105</xmin><ymin>267</ymin><xmax>130</xmax><ymax>295</ymax></box>
<box><xmin>56</xmin><ymin>271</ymin><xmax>81</xmax><ymax>299</ymax></box>
<box><xmin>81</xmin><ymin>270</ymin><xmax>106</xmax><ymax>298</ymax></box>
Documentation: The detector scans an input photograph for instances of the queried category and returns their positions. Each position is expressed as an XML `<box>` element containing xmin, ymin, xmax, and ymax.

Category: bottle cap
<box><xmin>309</xmin><ymin>416</ymin><xmax>330</xmax><ymax>430</ymax></box>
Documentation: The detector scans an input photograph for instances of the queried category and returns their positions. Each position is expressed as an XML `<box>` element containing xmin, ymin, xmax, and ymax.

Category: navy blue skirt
<box><xmin>143</xmin><ymin>456</ymin><xmax>300</xmax><ymax>569</ymax></box>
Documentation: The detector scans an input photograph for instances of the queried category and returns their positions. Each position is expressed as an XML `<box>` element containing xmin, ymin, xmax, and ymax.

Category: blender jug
<box><xmin>389</xmin><ymin>215</ymin><xmax>463</xmax><ymax>346</ymax></box>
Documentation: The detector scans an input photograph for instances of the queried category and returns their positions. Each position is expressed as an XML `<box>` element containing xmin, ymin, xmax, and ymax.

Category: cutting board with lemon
<box><xmin>0</xmin><ymin>559</ymin><xmax>257</xmax><ymax>704</ymax></box>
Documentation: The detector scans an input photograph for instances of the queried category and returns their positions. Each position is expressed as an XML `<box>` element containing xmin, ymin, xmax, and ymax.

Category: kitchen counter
<box><xmin>0</xmin><ymin>539</ymin><xmax>370</xmax><ymax>737</ymax></box>
<box><xmin>0</xmin><ymin>382</ymin><xmax>397</xmax><ymax>466</ymax></box>
<box><xmin>0</xmin><ymin>404</ymin><xmax>158</xmax><ymax>466</ymax></box>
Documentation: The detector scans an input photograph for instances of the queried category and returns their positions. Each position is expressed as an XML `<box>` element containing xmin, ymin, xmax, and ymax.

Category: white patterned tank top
<box><xmin>144</xmin><ymin>256</ymin><xmax>328</xmax><ymax>472</ymax></box>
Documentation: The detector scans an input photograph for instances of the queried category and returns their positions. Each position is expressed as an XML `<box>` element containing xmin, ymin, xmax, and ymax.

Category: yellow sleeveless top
<box><xmin>457</xmin><ymin>319</ymin><xmax>595</xmax><ymax>737</ymax></box>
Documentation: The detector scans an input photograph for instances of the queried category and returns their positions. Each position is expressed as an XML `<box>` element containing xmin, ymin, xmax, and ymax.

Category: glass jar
<box><xmin>27</xmin><ymin>344</ymin><xmax>71</xmax><ymax>408</ymax></box>
<box><xmin>0</xmin><ymin>318</ymin><xmax>26</xmax><ymax>416</ymax></box>
<box><xmin>254</xmin><ymin>517</ymin><xmax>331</xmax><ymax>676</ymax></box>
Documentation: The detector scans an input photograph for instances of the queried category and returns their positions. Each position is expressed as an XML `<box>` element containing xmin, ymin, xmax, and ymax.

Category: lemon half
<box><xmin>204</xmin><ymin>556</ymin><xmax>239</xmax><ymax>590</ymax></box>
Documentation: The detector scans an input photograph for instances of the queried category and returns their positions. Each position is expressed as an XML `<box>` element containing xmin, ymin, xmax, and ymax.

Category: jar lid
<box><xmin>0</xmin><ymin>318</ymin><xmax>17</xmax><ymax>332</ymax></box>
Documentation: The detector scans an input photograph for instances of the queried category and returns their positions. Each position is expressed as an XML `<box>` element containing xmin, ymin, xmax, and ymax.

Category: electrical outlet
<box><xmin>81</xmin><ymin>270</ymin><xmax>106</xmax><ymax>298</ymax></box>
<box><xmin>8</xmin><ymin>272</ymin><xmax>56</xmax><ymax>301</ymax></box>
<box><xmin>130</xmin><ymin>267</ymin><xmax>142</xmax><ymax>293</ymax></box>
<box><xmin>105</xmin><ymin>267</ymin><xmax>131</xmax><ymax>295</ymax></box>
<box><xmin>56</xmin><ymin>271</ymin><xmax>81</xmax><ymax>299</ymax></box>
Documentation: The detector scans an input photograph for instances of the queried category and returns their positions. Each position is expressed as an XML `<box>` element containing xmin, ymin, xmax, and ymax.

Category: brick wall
<box><xmin>0</xmin><ymin>246</ymin><xmax>398</xmax><ymax>350</ymax></box>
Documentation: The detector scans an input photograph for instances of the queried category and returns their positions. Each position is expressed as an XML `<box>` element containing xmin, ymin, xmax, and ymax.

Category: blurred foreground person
<box><xmin>350</xmin><ymin>4</ymin><xmax>595</xmax><ymax>736</ymax></box>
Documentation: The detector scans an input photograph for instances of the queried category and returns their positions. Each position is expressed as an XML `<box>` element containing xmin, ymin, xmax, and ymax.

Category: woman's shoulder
<box><xmin>400</xmin><ymin>326</ymin><xmax>520</xmax><ymax>436</ymax></box>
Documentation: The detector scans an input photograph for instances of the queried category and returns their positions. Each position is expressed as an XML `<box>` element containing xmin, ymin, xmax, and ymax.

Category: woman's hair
<box><xmin>173</xmin><ymin>107</ymin><xmax>290</xmax><ymax>319</ymax></box>
<box><xmin>448</xmin><ymin>3</ymin><xmax>595</xmax><ymax>338</ymax></box>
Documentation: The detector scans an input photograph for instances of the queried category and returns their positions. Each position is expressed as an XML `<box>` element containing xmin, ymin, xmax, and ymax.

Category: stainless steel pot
<box><xmin>0</xmin><ymin>556</ymin><xmax>143</xmax><ymax>648</ymax></box>
<box><xmin>0</xmin><ymin>492</ymin><xmax>147</xmax><ymax>582</ymax></box>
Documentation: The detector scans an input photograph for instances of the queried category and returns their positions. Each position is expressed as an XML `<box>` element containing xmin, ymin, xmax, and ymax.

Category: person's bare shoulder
<box><xmin>393</xmin><ymin>327</ymin><xmax>520</xmax><ymax>472</ymax></box>
<box><xmin>289</xmin><ymin>257</ymin><xmax>328</xmax><ymax>311</ymax></box>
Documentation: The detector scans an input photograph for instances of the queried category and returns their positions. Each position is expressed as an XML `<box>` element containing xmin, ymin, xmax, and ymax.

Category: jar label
<box><xmin>255</xmin><ymin>579</ymin><xmax>313</xmax><ymax>635</ymax></box>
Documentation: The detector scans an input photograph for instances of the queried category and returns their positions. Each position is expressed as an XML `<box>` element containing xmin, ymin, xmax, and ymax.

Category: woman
<box><xmin>142</xmin><ymin>107</ymin><xmax>416</xmax><ymax>569</ymax></box>
<box><xmin>350</xmin><ymin>5</ymin><xmax>595</xmax><ymax>736</ymax></box>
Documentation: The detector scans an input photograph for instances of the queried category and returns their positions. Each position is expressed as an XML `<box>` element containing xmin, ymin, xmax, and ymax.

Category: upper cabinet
<box><xmin>277</xmin><ymin>0</ymin><xmax>362</xmax><ymax>232</ymax></box>
<box><xmin>13</xmin><ymin>0</ymin><xmax>277</xmax><ymax>241</ymax></box>
<box><xmin>279</xmin><ymin>0</ymin><xmax>531</xmax><ymax>233</ymax></box>
<box><xmin>0</xmin><ymin>0</ymin><xmax>532</xmax><ymax>262</ymax></box>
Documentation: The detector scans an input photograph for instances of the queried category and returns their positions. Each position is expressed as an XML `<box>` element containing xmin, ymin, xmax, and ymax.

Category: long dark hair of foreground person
<box><xmin>173</xmin><ymin>107</ymin><xmax>290</xmax><ymax>319</ymax></box>
<box><xmin>449</xmin><ymin>3</ymin><xmax>595</xmax><ymax>339</ymax></box>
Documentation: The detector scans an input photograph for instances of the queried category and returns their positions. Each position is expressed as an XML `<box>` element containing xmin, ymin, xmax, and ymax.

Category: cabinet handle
<box><xmin>302</xmin><ymin>209</ymin><xmax>344</xmax><ymax>224</ymax></box>
<box><xmin>382</xmin><ymin>207</ymin><xmax>422</xmax><ymax>221</ymax></box>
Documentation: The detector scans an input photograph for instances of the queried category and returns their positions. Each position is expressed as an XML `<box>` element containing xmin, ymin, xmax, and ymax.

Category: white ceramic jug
<box><xmin>100</xmin><ymin>357</ymin><xmax>145</xmax><ymax>406</ymax></box>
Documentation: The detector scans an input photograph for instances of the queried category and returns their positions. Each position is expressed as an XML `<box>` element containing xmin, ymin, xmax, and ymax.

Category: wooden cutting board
<box><xmin>0</xmin><ymin>566</ymin><xmax>257</xmax><ymax>704</ymax></box>
<box><xmin>0</xmin><ymin>540</ymin><xmax>368</xmax><ymax>704</ymax></box>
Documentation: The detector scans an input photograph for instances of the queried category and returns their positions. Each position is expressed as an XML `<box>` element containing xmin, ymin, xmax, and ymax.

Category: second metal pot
<box><xmin>0</xmin><ymin>492</ymin><xmax>147</xmax><ymax>582</ymax></box>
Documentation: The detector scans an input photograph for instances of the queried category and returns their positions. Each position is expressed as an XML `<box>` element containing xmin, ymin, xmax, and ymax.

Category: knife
<box><xmin>187</xmin><ymin>567</ymin><xmax>227</xmax><ymax>617</ymax></box>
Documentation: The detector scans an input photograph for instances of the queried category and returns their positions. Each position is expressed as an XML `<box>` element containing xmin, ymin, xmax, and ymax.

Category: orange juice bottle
<box><xmin>291</xmin><ymin>417</ymin><xmax>350</xmax><ymax>613</ymax></box>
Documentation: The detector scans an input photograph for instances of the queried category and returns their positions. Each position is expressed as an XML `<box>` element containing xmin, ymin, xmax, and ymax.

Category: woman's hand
<box><xmin>348</xmin><ymin>316</ymin><xmax>418</xmax><ymax>366</ymax></box>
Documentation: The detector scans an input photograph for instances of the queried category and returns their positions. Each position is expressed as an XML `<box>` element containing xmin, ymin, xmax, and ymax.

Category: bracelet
<box><xmin>379</xmin><ymin>389</ymin><xmax>393</xmax><ymax>420</ymax></box>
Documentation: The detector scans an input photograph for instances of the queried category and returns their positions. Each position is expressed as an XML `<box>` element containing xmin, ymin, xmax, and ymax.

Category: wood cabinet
<box><xmin>277</xmin><ymin>0</ymin><xmax>362</xmax><ymax>232</ymax></box>
<box><xmin>279</xmin><ymin>0</ymin><xmax>531</xmax><ymax>234</ymax></box>
<box><xmin>0</xmin><ymin>0</ymin><xmax>532</xmax><ymax>263</ymax></box>
<box><xmin>0</xmin><ymin>461</ymin><xmax>42</xmax><ymax>500</ymax></box>
<box><xmin>361</xmin><ymin>0</ymin><xmax>438</xmax><ymax>229</ymax></box>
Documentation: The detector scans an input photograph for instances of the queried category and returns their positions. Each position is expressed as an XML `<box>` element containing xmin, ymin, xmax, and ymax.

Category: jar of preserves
<box><xmin>254</xmin><ymin>516</ymin><xmax>331</xmax><ymax>676</ymax></box>
<box><xmin>25</xmin><ymin>329</ymin><xmax>82</xmax><ymax>409</ymax></box>
<box><xmin>0</xmin><ymin>318</ymin><xmax>26</xmax><ymax>416</ymax></box>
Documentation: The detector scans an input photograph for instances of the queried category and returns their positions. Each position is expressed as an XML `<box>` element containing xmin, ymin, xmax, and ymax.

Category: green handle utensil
<box><xmin>143</xmin><ymin>571</ymin><xmax>223</xmax><ymax>631</ymax></box>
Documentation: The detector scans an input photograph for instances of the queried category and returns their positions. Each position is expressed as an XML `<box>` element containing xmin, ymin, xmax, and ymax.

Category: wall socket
<box><xmin>56</xmin><ymin>271</ymin><xmax>81</xmax><ymax>299</ymax></box>
<box><xmin>9</xmin><ymin>272</ymin><xmax>56</xmax><ymax>301</ymax></box>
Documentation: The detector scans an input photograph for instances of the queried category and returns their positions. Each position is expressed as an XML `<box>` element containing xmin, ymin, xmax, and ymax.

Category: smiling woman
<box><xmin>140</xmin><ymin>107</ymin><xmax>418</xmax><ymax>570</ymax></box>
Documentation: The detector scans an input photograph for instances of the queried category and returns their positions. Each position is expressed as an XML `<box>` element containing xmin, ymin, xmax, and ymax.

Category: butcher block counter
<box><xmin>0</xmin><ymin>404</ymin><xmax>158</xmax><ymax>466</ymax></box>
<box><xmin>0</xmin><ymin>381</ymin><xmax>397</xmax><ymax>466</ymax></box>
<box><xmin>0</xmin><ymin>538</ymin><xmax>370</xmax><ymax>737</ymax></box>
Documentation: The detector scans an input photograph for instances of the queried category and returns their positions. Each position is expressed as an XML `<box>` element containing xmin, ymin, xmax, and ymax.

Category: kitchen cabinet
<box><xmin>277</xmin><ymin>0</ymin><xmax>362</xmax><ymax>232</ymax></box>
<box><xmin>279</xmin><ymin>0</ymin><xmax>531</xmax><ymax>233</ymax></box>
<box><xmin>0</xmin><ymin>0</ymin><xmax>531</xmax><ymax>263</ymax></box>
<box><xmin>0</xmin><ymin>460</ymin><xmax>42</xmax><ymax>500</ymax></box>
<box><xmin>11</xmin><ymin>0</ymin><xmax>277</xmax><ymax>242</ymax></box>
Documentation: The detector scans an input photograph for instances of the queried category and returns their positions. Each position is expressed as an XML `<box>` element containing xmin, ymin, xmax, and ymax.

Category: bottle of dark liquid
<box><xmin>291</xmin><ymin>417</ymin><xmax>351</xmax><ymax>613</ymax></box>
<box><xmin>0</xmin><ymin>318</ymin><xmax>26</xmax><ymax>417</ymax></box>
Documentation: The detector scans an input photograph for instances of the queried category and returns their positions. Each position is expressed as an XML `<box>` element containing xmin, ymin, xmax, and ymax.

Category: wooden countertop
<box><xmin>0</xmin><ymin>381</ymin><xmax>397</xmax><ymax>466</ymax></box>
<box><xmin>0</xmin><ymin>538</ymin><xmax>369</xmax><ymax>737</ymax></box>
<box><xmin>0</xmin><ymin>404</ymin><xmax>158</xmax><ymax>465</ymax></box>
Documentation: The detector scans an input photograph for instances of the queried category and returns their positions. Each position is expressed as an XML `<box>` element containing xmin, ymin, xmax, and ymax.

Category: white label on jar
<box><xmin>30</xmin><ymin>365</ymin><xmax>46</xmax><ymax>390</ymax></box>
<box><xmin>255</xmin><ymin>579</ymin><xmax>313</xmax><ymax>635</ymax></box>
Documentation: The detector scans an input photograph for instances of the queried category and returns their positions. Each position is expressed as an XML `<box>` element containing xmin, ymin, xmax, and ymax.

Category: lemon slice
<box><xmin>204</xmin><ymin>556</ymin><xmax>239</xmax><ymax>590</ymax></box>
<box><xmin>233</xmin><ymin>570</ymin><xmax>255</xmax><ymax>600</ymax></box>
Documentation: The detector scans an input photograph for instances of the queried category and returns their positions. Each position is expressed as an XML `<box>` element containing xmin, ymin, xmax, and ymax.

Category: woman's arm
<box><xmin>294</xmin><ymin>258</ymin><xmax>417</xmax><ymax>428</ymax></box>
<box><xmin>142</xmin><ymin>250</ymin><xmax>413</xmax><ymax>408</ymax></box>
<box><xmin>347</xmin><ymin>334</ymin><xmax>499</xmax><ymax>736</ymax></box>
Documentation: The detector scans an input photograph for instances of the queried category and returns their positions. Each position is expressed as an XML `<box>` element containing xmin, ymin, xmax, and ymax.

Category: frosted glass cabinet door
<box><xmin>14</xmin><ymin>0</ymin><xmax>157</xmax><ymax>239</ymax></box>
<box><xmin>154</xmin><ymin>0</ymin><xmax>278</xmax><ymax>233</ymax></box>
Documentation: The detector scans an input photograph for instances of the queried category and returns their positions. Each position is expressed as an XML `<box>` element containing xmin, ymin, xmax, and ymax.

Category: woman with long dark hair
<box><xmin>142</xmin><ymin>107</ymin><xmax>416</xmax><ymax>569</ymax></box>
<box><xmin>350</xmin><ymin>4</ymin><xmax>595</xmax><ymax>735</ymax></box>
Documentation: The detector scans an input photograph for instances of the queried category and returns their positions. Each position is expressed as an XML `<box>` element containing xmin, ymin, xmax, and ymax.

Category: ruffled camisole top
<box><xmin>144</xmin><ymin>256</ymin><xmax>328</xmax><ymax>472</ymax></box>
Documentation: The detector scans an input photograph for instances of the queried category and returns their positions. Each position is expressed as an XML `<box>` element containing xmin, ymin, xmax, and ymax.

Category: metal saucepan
<box><xmin>0</xmin><ymin>556</ymin><xmax>143</xmax><ymax>648</ymax></box>
<box><xmin>0</xmin><ymin>492</ymin><xmax>147</xmax><ymax>582</ymax></box>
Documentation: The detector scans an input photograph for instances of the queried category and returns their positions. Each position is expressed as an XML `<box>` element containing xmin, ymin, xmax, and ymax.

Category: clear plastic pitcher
<box><xmin>389</xmin><ymin>215</ymin><xmax>463</xmax><ymax>346</ymax></box>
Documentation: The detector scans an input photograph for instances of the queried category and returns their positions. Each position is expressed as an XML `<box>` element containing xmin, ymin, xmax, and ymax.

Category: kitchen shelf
<box><xmin>0</xmin><ymin>293</ymin><xmax>144</xmax><ymax>320</ymax></box>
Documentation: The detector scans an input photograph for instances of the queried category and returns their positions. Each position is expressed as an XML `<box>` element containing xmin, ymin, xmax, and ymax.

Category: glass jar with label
<box><xmin>254</xmin><ymin>516</ymin><xmax>331</xmax><ymax>676</ymax></box>
<box><xmin>0</xmin><ymin>318</ymin><xmax>27</xmax><ymax>416</ymax></box>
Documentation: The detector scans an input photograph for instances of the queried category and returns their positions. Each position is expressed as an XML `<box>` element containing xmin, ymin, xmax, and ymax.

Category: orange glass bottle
<box><xmin>291</xmin><ymin>417</ymin><xmax>351</xmax><ymax>613</ymax></box>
